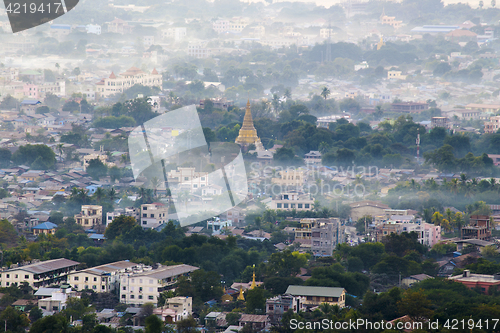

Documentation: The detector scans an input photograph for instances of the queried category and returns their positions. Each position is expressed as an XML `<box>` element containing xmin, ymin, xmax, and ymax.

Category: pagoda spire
<box><xmin>235</xmin><ymin>99</ymin><xmax>264</xmax><ymax>151</ymax></box>
<box><xmin>237</xmin><ymin>286</ymin><xmax>245</xmax><ymax>301</ymax></box>
<box><xmin>250</xmin><ymin>264</ymin><xmax>257</xmax><ymax>290</ymax></box>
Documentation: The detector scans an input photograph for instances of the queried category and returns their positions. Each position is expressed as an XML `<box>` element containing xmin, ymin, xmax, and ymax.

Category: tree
<box><xmin>320</xmin><ymin>87</ymin><xmax>330</xmax><ymax>100</ymax></box>
<box><xmin>105</xmin><ymin>215</ymin><xmax>137</xmax><ymax>240</ymax></box>
<box><xmin>176</xmin><ymin>316</ymin><xmax>197</xmax><ymax>333</ymax></box>
<box><xmin>86</xmin><ymin>158</ymin><xmax>108</xmax><ymax>180</ymax></box>
<box><xmin>479</xmin><ymin>0</ymin><xmax>484</xmax><ymax>7</ymax></box>
<box><xmin>0</xmin><ymin>95</ymin><xmax>19</xmax><ymax>110</ymax></box>
<box><xmin>225</xmin><ymin>312</ymin><xmax>241</xmax><ymax>326</ymax></box>
<box><xmin>145</xmin><ymin>315</ymin><xmax>164</xmax><ymax>333</ymax></box>
<box><xmin>0</xmin><ymin>148</ymin><xmax>11</xmax><ymax>167</ymax></box>
<box><xmin>109</xmin><ymin>166</ymin><xmax>122</xmax><ymax>183</ymax></box>
<box><xmin>12</xmin><ymin>144</ymin><xmax>56</xmax><ymax>169</ymax></box>
<box><xmin>246</xmin><ymin>288</ymin><xmax>266</xmax><ymax>314</ymax></box>
<box><xmin>493</xmin><ymin>0</ymin><xmax>497</xmax><ymax>7</ymax></box>
<box><xmin>29</xmin><ymin>307</ymin><xmax>43</xmax><ymax>323</ymax></box>
<box><xmin>397</xmin><ymin>289</ymin><xmax>433</xmax><ymax>321</ymax></box>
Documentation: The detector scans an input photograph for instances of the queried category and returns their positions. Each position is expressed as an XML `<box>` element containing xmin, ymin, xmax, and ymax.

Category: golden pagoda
<box><xmin>250</xmin><ymin>264</ymin><xmax>257</xmax><ymax>290</ymax></box>
<box><xmin>237</xmin><ymin>286</ymin><xmax>245</xmax><ymax>301</ymax></box>
<box><xmin>235</xmin><ymin>99</ymin><xmax>264</xmax><ymax>151</ymax></box>
<box><xmin>377</xmin><ymin>37</ymin><xmax>385</xmax><ymax>50</ymax></box>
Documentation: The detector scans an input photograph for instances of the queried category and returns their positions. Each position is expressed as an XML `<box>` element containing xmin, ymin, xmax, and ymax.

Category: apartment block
<box><xmin>0</xmin><ymin>258</ymin><xmax>79</xmax><ymax>289</ymax></box>
<box><xmin>271</xmin><ymin>192</ymin><xmax>314</xmax><ymax>211</ymax></box>
<box><xmin>96</xmin><ymin>67</ymin><xmax>162</xmax><ymax>98</ymax></box>
<box><xmin>75</xmin><ymin>205</ymin><xmax>103</xmax><ymax>229</ymax></box>
<box><xmin>68</xmin><ymin>260</ymin><xmax>138</xmax><ymax>292</ymax></box>
<box><xmin>106</xmin><ymin>207</ymin><xmax>140</xmax><ymax>226</ymax></box>
<box><xmin>140</xmin><ymin>203</ymin><xmax>168</xmax><ymax>228</ymax></box>
<box><xmin>294</xmin><ymin>218</ymin><xmax>344</xmax><ymax>256</ymax></box>
<box><xmin>120</xmin><ymin>264</ymin><xmax>199</xmax><ymax>306</ymax></box>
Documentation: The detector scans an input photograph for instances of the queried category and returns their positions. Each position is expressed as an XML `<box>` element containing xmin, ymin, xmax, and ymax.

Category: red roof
<box><xmin>152</xmin><ymin>68</ymin><xmax>158</xmax><ymax>75</ymax></box>
<box><xmin>109</xmin><ymin>72</ymin><xmax>116</xmax><ymax>79</ymax></box>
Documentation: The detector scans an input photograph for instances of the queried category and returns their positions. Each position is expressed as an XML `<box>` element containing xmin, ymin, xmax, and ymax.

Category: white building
<box><xmin>106</xmin><ymin>207</ymin><xmax>140</xmax><ymax>226</ymax></box>
<box><xmin>154</xmin><ymin>296</ymin><xmax>193</xmax><ymax>323</ymax></box>
<box><xmin>68</xmin><ymin>260</ymin><xmax>138</xmax><ymax>292</ymax></box>
<box><xmin>96</xmin><ymin>67</ymin><xmax>162</xmax><ymax>98</ymax></box>
<box><xmin>162</xmin><ymin>27</ymin><xmax>187</xmax><ymax>41</ymax></box>
<box><xmin>270</xmin><ymin>193</ymin><xmax>314</xmax><ymax>211</ymax></box>
<box><xmin>120</xmin><ymin>264</ymin><xmax>199</xmax><ymax>306</ymax></box>
<box><xmin>0</xmin><ymin>258</ymin><xmax>79</xmax><ymax>289</ymax></box>
<box><xmin>143</xmin><ymin>36</ymin><xmax>155</xmax><ymax>47</ymax></box>
<box><xmin>188</xmin><ymin>42</ymin><xmax>212</xmax><ymax>59</ymax></box>
<box><xmin>86</xmin><ymin>24</ymin><xmax>101</xmax><ymax>35</ymax></box>
<box><xmin>168</xmin><ymin>167</ymin><xmax>209</xmax><ymax>192</ymax></box>
<box><xmin>207</xmin><ymin>218</ymin><xmax>232</xmax><ymax>235</ymax></box>
<box><xmin>38</xmin><ymin>286</ymin><xmax>78</xmax><ymax>313</ymax></box>
<box><xmin>140</xmin><ymin>203</ymin><xmax>168</xmax><ymax>228</ymax></box>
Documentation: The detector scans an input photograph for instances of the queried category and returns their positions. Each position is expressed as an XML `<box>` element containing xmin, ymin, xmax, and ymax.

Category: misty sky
<box><xmin>247</xmin><ymin>0</ymin><xmax>487</xmax><ymax>9</ymax></box>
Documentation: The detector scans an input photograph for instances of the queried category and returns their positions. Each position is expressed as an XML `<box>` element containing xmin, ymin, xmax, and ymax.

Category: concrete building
<box><xmin>271</xmin><ymin>170</ymin><xmax>305</xmax><ymax>187</ymax></box>
<box><xmin>449</xmin><ymin>270</ymin><xmax>500</xmax><ymax>294</ymax></box>
<box><xmin>168</xmin><ymin>167</ymin><xmax>209</xmax><ymax>192</ymax></box>
<box><xmin>294</xmin><ymin>218</ymin><xmax>344</xmax><ymax>256</ymax></box>
<box><xmin>461</xmin><ymin>215</ymin><xmax>491</xmax><ymax>241</ymax></box>
<box><xmin>107</xmin><ymin>18</ymin><xmax>133</xmax><ymax>34</ymax></box>
<box><xmin>391</xmin><ymin>102</ymin><xmax>429</xmax><ymax>113</ymax></box>
<box><xmin>38</xmin><ymin>285</ymin><xmax>77</xmax><ymax>313</ymax></box>
<box><xmin>387</xmin><ymin>71</ymin><xmax>406</xmax><ymax>80</ymax></box>
<box><xmin>106</xmin><ymin>207</ymin><xmax>140</xmax><ymax>226</ymax></box>
<box><xmin>207</xmin><ymin>218</ymin><xmax>232</xmax><ymax>235</ymax></box>
<box><xmin>68</xmin><ymin>260</ymin><xmax>138</xmax><ymax>292</ymax></box>
<box><xmin>32</xmin><ymin>222</ymin><xmax>57</xmax><ymax>236</ymax></box>
<box><xmin>75</xmin><ymin>205</ymin><xmax>103</xmax><ymax>229</ymax></box>
<box><xmin>285</xmin><ymin>285</ymin><xmax>346</xmax><ymax>308</ymax></box>
<box><xmin>86</xmin><ymin>24</ymin><xmax>101</xmax><ymax>35</ymax></box>
<box><xmin>431</xmin><ymin>117</ymin><xmax>450</xmax><ymax>129</ymax></box>
<box><xmin>484</xmin><ymin>116</ymin><xmax>500</xmax><ymax>133</ymax></box>
<box><xmin>349</xmin><ymin>200</ymin><xmax>390</xmax><ymax>221</ymax></box>
<box><xmin>187</xmin><ymin>42</ymin><xmax>212</xmax><ymax>59</ymax></box>
<box><xmin>162</xmin><ymin>27</ymin><xmax>187</xmax><ymax>41</ymax></box>
<box><xmin>380</xmin><ymin>15</ymin><xmax>402</xmax><ymax>29</ymax></box>
<box><xmin>304</xmin><ymin>151</ymin><xmax>321</xmax><ymax>164</ymax></box>
<box><xmin>0</xmin><ymin>258</ymin><xmax>79</xmax><ymax>289</ymax></box>
<box><xmin>96</xmin><ymin>67</ymin><xmax>162</xmax><ymax>98</ymax></box>
<box><xmin>465</xmin><ymin>103</ymin><xmax>500</xmax><ymax>114</ymax></box>
<box><xmin>266</xmin><ymin>294</ymin><xmax>305</xmax><ymax>325</ymax></box>
<box><xmin>154</xmin><ymin>296</ymin><xmax>193</xmax><ymax>323</ymax></box>
<box><xmin>140</xmin><ymin>203</ymin><xmax>168</xmax><ymax>229</ymax></box>
<box><xmin>271</xmin><ymin>193</ymin><xmax>314</xmax><ymax>211</ymax></box>
<box><xmin>120</xmin><ymin>264</ymin><xmax>199</xmax><ymax>306</ymax></box>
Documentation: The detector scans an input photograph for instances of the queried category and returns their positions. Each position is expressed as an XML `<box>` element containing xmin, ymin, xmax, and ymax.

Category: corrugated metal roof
<box><xmin>8</xmin><ymin>258</ymin><xmax>79</xmax><ymax>274</ymax></box>
<box><xmin>133</xmin><ymin>264</ymin><xmax>199</xmax><ymax>279</ymax></box>
<box><xmin>285</xmin><ymin>285</ymin><xmax>345</xmax><ymax>297</ymax></box>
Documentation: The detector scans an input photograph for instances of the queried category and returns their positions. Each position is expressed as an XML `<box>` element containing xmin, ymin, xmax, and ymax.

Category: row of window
<box><xmin>276</xmin><ymin>203</ymin><xmax>310</xmax><ymax>209</ymax></box>
<box><xmin>121</xmin><ymin>294</ymin><xmax>154</xmax><ymax>300</ymax></box>
<box><xmin>122</xmin><ymin>286</ymin><xmax>155</xmax><ymax>292</ymax></box>
<box><xmin>73</xmin><ymin>276</ymin><xmax>105</xmax><ymax>282</ymax></box>
<box><xmin>0</xmin><ymin>274</ymin><xmax>30</xmax><ymax>279</ymax></box>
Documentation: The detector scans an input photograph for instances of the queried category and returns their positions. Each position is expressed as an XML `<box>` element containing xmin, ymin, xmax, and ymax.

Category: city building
<box><xmin>96</xmin><ymin>67</ymin><xmax>162</xmax><ymax>98</ymax></box>
<box><xmin>107</xmin><ymin>18</ymin><xmax>133</xmax><ymax>34</ymax></box>
<box><xmin>38</xmin><ymin>285</ymin><xmax>78</xmax><ymax>313</ymax></box>
<box><xmin>86</xmin><ymin>24</ymin><xmax>101</xmax><ymax>35</ymax></box>
<box><xmin>82</xmin><ymin>153</ymin><xmax>110</xmax><ymax>171</ymax></box>
<box><xmin>154</xmin><ymin>296</ymin><xmax>193</xmax><ymax>323</ymax></box>
<box><xmin>32</xmin><ymin>222</ymin><xmax>57</xmax><ymax>236</ymax></box>
<box><xmin>74</xmin><ymin>205</ymin><xmax>103</xmax><ymax>229</ymax></box>
<box><xmin>294</xmin><ymin>218</ymin><xmax>344</xmax><ymax>255</ymax></box>
<box><xmin>465</xmin><ymin>103</ymin><xmax>500</xmax><ymax>114</ymax></box>
<box><xmin>140</xmin><ymin>203</ymin><xmax>168</xmax><ymax>229</ymax></box>
<box><xmin>0</xmin><ymin>258</ymin><xmax>79</xmax><ymax>289</ymax></box>
<box><xmin>380</xmin><ymin>15</ymin><xmax>402</xmax><ymax>29</ymax></box>
<box><xmin>271</xmin><ymin>193</ymin><xmax>314</xmax><ymax>211</ymax></box>
<box><xmin>106</xmin><ymin>207</ymin><xmax>140</xmax><ymax>226</ymax></box>
<box><xmin>402</xmin><ymin>274</ymin><xmax>432</xmax><ymax>287</ymax></box>
<box><xmin>20</xmin><ymin>100</ymin><xmax>41</xmax><ymax>115</ymax></box>
<box><xmin>461</xmin><ymin>215</ymin><xmax>491</xmax><ymax>241</ymax></box>
<box><xmin>484</xmin><ymin>116</ymin><xmax>500</xmax><ymax>133</ymax></box>
<box><xmin>199</xmin><ymin>98</ymin><xmax>233</xmax><ymax>111</ymax></box>
<box><xmin>266</xmin><ymin>295</ymin><xmax>305</xmax><ymax>325</ymax></box>
<box><xmin>168</xmin><ymin>167</ymin><xmax>209</xmax><ymax>191</ymax></box>
<box><xmin>304</xmin><ymin>151</ymin><xmax>322</xmax><ymax>164</ymax></box>
<box><xmin>120</xmin><ymin>264</ymin><xmax>199</xmax><ymax>306</ymax></box>
<box><xmin>68</xmin><ymin>260</ymin><xmax>138</xmax><ymax>292</ymax></box>
<box><xmin>285</xmin><ymin>285</ymin><xmax>346</xmax><ymax>308</ymax></box>
<box><xmin>187</xmin><ymin>42</ymin><xmax>212</xmax><ymax>59</ymax></box>
<box><xmin>431</xmin><ymin>117</ymin><xmax>450</xmax><ymax>129</ymax></box>
<box><xmin>162</xmin><ymin>27</ymin><xmax>187</xmax><ymax>41</ymax></box>
<box><xmin>387</xmin><ymin>71</ymin><xmax>406</xmax><ymax>80</ymax></box>
<box><xmin>271</xmin><ymin>170</ymin><xmax>305</xmax><ymax>187</ymax></box>
<box><xmin>235</xmin><ymin>99</ymin><xmax>264</xmax><ymax>151</ymax></box>
<box><xmin>449</xmin><ymin>270</ymin><xmax>500</xmax><ymax>294</ymax></box>
<box><xmin>320</xmin><ymin>28</ymin><xmax>334</xmax><ymax>38</ymax></box>
<box><xmin>391</xmin><ymin>102</ymin><xmax>429</xmax><ymax>113</ymax></box>
<box><xmin>207</xmin><ymin>218</ymin><xmax>232</xmax><ymax>235</ymax></box>
<box><xmin>349</xmin><ymin>200</ymin><xmax>390</xmax><ymax>221</ymax></box>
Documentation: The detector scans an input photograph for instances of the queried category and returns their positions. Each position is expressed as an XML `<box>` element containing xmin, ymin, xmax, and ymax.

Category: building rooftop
<box><xmin>131</xmin><ymin>264</ymin><xmax>199</xmax><ymax>279</ymax></box>
<box><xmin>285</xmin><ymin>285</ymin><xmax>344</xmax><ymax>298</ymax></box>
<box><xmin>5</xmin><ymin>258</ymin><xmax>79</xmax><ymax>274</ymax></box>
<box><xmin>32</xmin><ymin>222</ymin><xmax>57</xmax><ymax>230</ymax></box>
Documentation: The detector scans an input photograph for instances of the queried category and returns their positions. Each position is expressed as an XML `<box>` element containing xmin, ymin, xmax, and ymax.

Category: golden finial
<box><xmin>250</xmin><ymin>264</ymin><xmax>257</xmax><ymax>290</ymax></box>
<box><xmin>237</xmin><ymin>285</ymin><xmax>245</xmax><ymax>301</ymax></box>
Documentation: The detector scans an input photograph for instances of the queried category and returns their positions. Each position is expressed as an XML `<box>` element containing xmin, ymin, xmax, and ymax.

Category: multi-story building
<box><xmin>285</xmin><ymin>285</ymin><xmax>346</xmax><ymax>309</ymax></box>
<box><xmin>82</xmin><ymin>153</ymin><xmax>110</xmax><ymax>171</ymax></box>
<box><xmin>294</xmin><ymin>218</ymin><xmax>344</xmax><ymax>256</ymax></box>
<box><xmin>158</xmin><ymin>296</ymin><xmax>193</xmax><ymax>322</ymax></box>
<box><xmin>431</xmin><ymin>116</ymin><xmax>450</xmax><ymax>129</ymax></box>
<box><xmin>187</xmin><ymin>42</ymin><xmax>212</xmax><ymax>59</ymax></box>
<box><xmin>168</xmin><ymin>167</ymin><xmax>209</xmax><ymax>191</ymax></box>
<box><xmin>387</xmin><ymin>71</ymin><xmax>407</xmax><ymax>80</ymax></box>
<box><xmin>75</xmin><ymin>205</ymin><xmax>103</xmax><ymax>229</ymax></box>
<box><xmin>38</xmin><ymin>285</ymin><xmax>78</xmax><ymax>313</ymax></box>
<box><xmin>271</xmin><ymin>170</ymin><xmax>305</xmax><ymax>188</ymax></box>
<box><xmin>106</xmin><ymin>207</ymin><xmax>140</xmax><ymax>226</ymax></box>
<box><xmin>120</xmin><ymin>264</ymin><xmax>199</xmax><ymax>306</ymax></box>
<box><xmin>107</xmin><ymin>18</ymin><xmax>133</xmax><ymax>34</ymax></box>
<box><xmin>320</xmin><ymin>28</ymin><xmax>334</xmax><ymax>38</ymax></box>
<box><xmin>95</xmin><ymin>67</ymin><xmax>162</xmax><ymax>98</ymax></box>
<box><xmin>23</xmin><ymin>81</ymin><xmax>66</xmax><ymax>99</ymax></box>
<box><xmin>271</xmin><ymin>193</ymin><xmax>314</xmax><ymax>211</ymax></box>
<box><xmin>390</xmin><ymin>102</ymin><xmax>429</xmax><ymax>113</ymax></box>
<box><xmin>461</xmin><ymin>215</ymin><xmax>491</xmax><ymax>241</ymax></box>
<box><xmin>0</xmin><ymin>258</ymin><xmax>79</xmax><ymax>289</ymax></box>
<box><xmin>140</xmin><ymin>203</ymin><xmax>168</xmax><ymax>228</ymax></box>
<box><xmin>207</xmin><ymin>218</ymin><xmax>232</xmax><ymax>235</ymax></box>
<box><xmin>350</xmin><ymin>200</ymin><xmax>390</xmax><ymax>221</ymax></box>
<box><xmin>380</xmin><ymin>15</ymin><xmax>402</xmax><ymax>29</ymax></box>
<box><xmin>68</xmin><ymin>260</ymin><xmax>138</xmax><ymax>292</ymax></box>
<box><xmin>484</xmin><ymin>116</ymin><xmax>500</xmax><ymax>133</ymax></box>
<box><xmin>266</xmin><ymin>295</ymin><xmax>305</xmax><ymax>325</ymax></box>
<box><xmin>212</xmin><ymin>19</ymin><xmax>248</xmax><ymax>34</ymax></box>
<box><xmin>86</xmin><ymin>24</ymin><xmax>101</xmax><ymax>35</ymax></box>
<box><xmin>375</xmin><ymin>221</ymin><xmax>441</xmax><ymax>247</ymax></box>
<box><xmin>162</xmin><ymin>27</ymin><xmax>187</xmax><ymax>41</ymax></box>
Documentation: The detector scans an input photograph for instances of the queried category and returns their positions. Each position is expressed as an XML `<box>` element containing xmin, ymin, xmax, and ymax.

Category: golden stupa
<box><xmin>237</xmin><ymin>286</ymin><xmax>245</xmax><ymax>301</ymax></box>
<box><xmin>235</xmin><ymin>99</ymin><xmax>264</xmax><ymax>151</ymax></box>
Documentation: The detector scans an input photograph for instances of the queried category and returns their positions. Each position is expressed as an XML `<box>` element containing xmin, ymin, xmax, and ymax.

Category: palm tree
<box><xmin>56</xmin><ymin>143</ymin><xmax>64</xmax><ymax>165</ymax></box>
<box><xmin>320</xmin><ymin>87</ymin><xmax>331</xmax><ymax>100</ymax></box>
<box><xmin>93</xmin><ymin>187</ymin><xmax>106</xmax><ymax>204</ymax></box>
<box><xmin>150</xmin><ymin>176</ymin><xmax>161</xmax><ymax>197</ymax></box>
<box><xmin>283</xmin><ymin>88</ymin><xmax>291</xmax><ymax>100</ymax></box>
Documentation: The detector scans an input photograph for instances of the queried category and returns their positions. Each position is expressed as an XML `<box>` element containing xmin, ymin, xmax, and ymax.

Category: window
<box><xmin>143</xmin><ymin>221</ymin><xmax>147</xmax><ymax>225</ymax></box>
<box><xmin>148</xmin><ymin>296</ymin><xmax>154</xmax><ymax>300</ymax></box>
<box><xmin>139</xmin><ymin>295</ymin><xmax>143</xmax><ymax>299</ymax></box>
<box><xmin>306</xmin><ymin>296</ymin><xmax>312</xmax><ymax>300</ymax></box>
<box><xmin>121</xmin><ymin>295</ymin><xmax>126</xmax><ymax>299</ymax></box>
<box><xmin>123</xmin><ymin>287</ymin><xmax>126</xmax><ymax>290</ymax></box>
<box><xmin>102</xmin><ymin>286</ymin><xmax>105</xmax><ymax>290</ymax></box>
<box><xmin>93</xmin><ymin>285</ymin><xmax>97</xmax><ymax>289</ymax></box>
<box><xmin>268</xmin><ymin>305</ymin><xmax>274</xmax><ymax>310</ymax></box>
<box><xmin>284</xmin><ymin>306</ymin><xmax>289</xmax><ymax>311</ymax></box>
<box><xmin>283</xmin><ymin>203</ymin><xmax>289</xmax><ymax>208</ymax></box>
<box><xmin>6</xmin><ymin>274</ymin><xmax>8</xmax><ymax>278</ymax></box>
<box><xmin>304</xmin><ymin>204</ymin><xmax>310</xmax><ymax>209</ymax></box>
<box><xmin>15</xmin><ymin>275</ymin><xmax>18</xmax><ymax>279</ymax></box>
<box><xmin>143</xmin><ymin>207</ymin><xmax>147</xmax><ymax>210</ymax></box>
<box><xmin>74</xmin><ymin>277</ymin><xmax>79</xmax><ymax>281</ymax></box>
<box><xmin>130</xmin><ymin>295</ymin><xmax>135</xmax><ymax>299</ymax></box>
<box><xmin>277</xmin><ymin>203</ymin><xmax>282</xmax><ymax>208</ymax></box>
<box><xmin>25</xmin><ymin>275</ymin><xmax>29</xmax><ymax>279</ymax></box>
<box><xmin>94</xmin><ymin>277</ymin><xmax>97</xmax><ymax>282</ymax></box>
<box><xmin>85</xmin><ymin>277</ymin><xmax>89</xmax><ymax>282</ymax></box>
<box><xmin>184</xmin><ymin>177</ymin><xmax>189</xmax><ymax>181</ymax></box>
<box><xmin>298</xmin><ymin>204</ymin><xmax>303</xmax><ymax>208</ymax></box>
<box><xmin>143</xmin><ymin>214</ymin><xmax>147</xmax><ymax>218</ymax></box>
<box><xmin>149</xmin><ymin>279</ymin><xmax>153</xmax><ymax>284</ymax></box>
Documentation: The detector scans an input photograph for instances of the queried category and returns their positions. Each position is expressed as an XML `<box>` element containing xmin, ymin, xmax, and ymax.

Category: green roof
<box><xmin>285</xmin><ymin>285</ymin><xmax>345</xmax><ymax>297</ymax></box>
